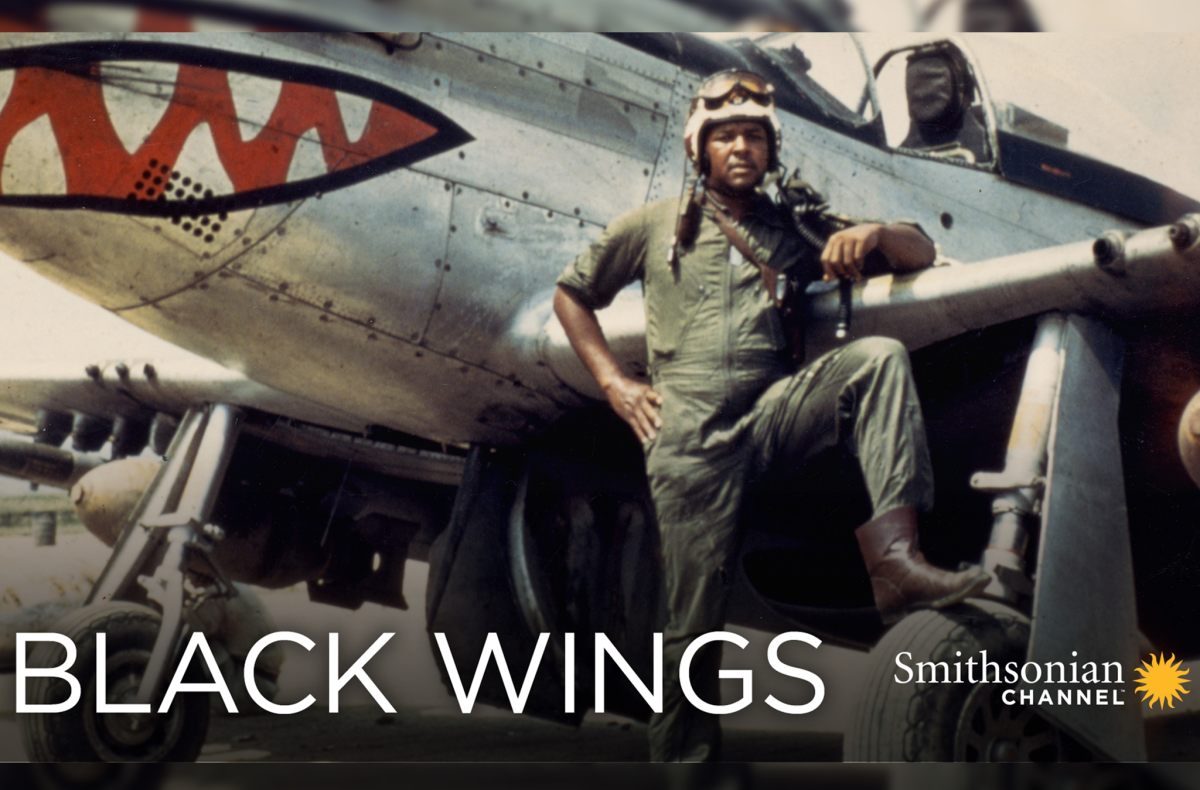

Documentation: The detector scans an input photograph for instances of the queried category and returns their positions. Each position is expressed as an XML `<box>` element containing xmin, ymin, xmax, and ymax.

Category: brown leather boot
<box><xmin>855</xmin><ymin>506</ymin><xmax>991</xmax><ymax>624</ymax></box>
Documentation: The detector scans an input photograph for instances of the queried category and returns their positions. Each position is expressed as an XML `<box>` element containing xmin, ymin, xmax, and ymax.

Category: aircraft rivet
<box><xmin>135</xmin><ymin>181</ymin><xmax>144</xmax><ymax>190</ymax></box>
<box><xmin>574</xmin><ymin>208</ymin><xmax>580</xmax><ymax>215</ymax></box>
<box><xmin>458</xmin><ymin>151</ymin><xmax>465</xmax><ymax>159</ymax></box>
<box><xmin>204</xmin><ymin>235</ymin><xmax>214</xmax><ymax>243</ymax></box>
<box><xmin>537</xmin><ymin>61</ymin><xmax>543</xmax><ymax>68</ymax></box>
<box><xmin>368</xmin><ymin>333</ymin><xmax>377</xmax><ymax>341</ymax></box>
<box><xmin>434</xmin><ymin>79</ymin><xmax>441</xmax><ymax>87</ymax></box>
<box><xmin>585</xmin><ymin>78</ymin><xmax>593</xmax><ymax>86</ymax></box>
<box><xmin>324</xmin><ymin>300</ymin><xmax>334</xmax><ymax>309</ymax></box>
<box><xmin>450</xmin><ymin>225</ymin><xmax>457</xmax><ymax>233</ymax></box>
<box><xmin>519</xmin><ymin>68</ymin><xmax>526</xmax><ymax>77</ymax></box>
<box><xmin>149</xmin><ymin>159</ymin><xmax>158</xmax><ymax>168</ymax></box>
<box><xmin>147</xmin><ymin>189</ymin><xmax>156</xmax><ymax>197</ymax></box>
<box><xmin>142</xmin><ymin>170</ymin><xmax>151</xmax><ymax>179</ymax></box>
<box><xmin>444</xmin><ymin>264</ymin><xmax>451</xmax><ymax>271</ymax></box>
<box><xmin>522</xmin><ymin>192</ymin><xmax>529</xmax><ymax>199</ymax></box>
<box><xmin>269</xmin><ymin>295</ymin><xmax>279</xmax><ymax>302</ymax></box>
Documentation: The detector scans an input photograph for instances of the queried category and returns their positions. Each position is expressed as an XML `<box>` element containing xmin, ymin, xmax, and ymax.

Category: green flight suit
<box><xmin>558</xmin><ymin>193</ymin><xmax>935</xmax><ymax>762</ymax></box>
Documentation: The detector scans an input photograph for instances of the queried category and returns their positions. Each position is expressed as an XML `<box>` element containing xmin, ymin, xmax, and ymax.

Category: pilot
<box><xmin>553</xmin><ymin>70</ymin><xmax>989</xmax><ymax>762</ymax></box>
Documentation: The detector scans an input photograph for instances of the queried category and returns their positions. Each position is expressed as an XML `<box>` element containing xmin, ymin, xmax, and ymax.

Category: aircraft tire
<box><xmin>845</xmin><ymin>600</ymin><xmax>1070</xmax><ymax>761</ymax></box>
<box><xmin>19</xmin><ymin>603</ymin><xmax>210</xmax><ymax>763</ymax></box>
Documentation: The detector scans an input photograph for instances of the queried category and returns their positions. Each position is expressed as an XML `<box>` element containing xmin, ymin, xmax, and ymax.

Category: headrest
<box><xmin>905</xmin><ymin>51</ymin><xmax>973</xmax><ymax>127</ymax></box>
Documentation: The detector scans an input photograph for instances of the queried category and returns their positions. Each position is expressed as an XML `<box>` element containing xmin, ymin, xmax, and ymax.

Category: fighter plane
<box><xmin>0</xmin><ymin>30</ymin><xmax>1197</xmax><ymax>764</ymax></box>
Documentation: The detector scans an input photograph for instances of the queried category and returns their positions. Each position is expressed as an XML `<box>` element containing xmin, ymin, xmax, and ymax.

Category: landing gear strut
<box><xmin>20</xmin><ymin>405</ymin><xmax>242</xmax><ymax>763</ymax></box>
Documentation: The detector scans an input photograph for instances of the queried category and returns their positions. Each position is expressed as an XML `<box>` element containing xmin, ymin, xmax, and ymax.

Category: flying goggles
<box><xmin>696</xmin><ymin>70</ymin><xmax>775</xmax><ymax>111</ymax></box>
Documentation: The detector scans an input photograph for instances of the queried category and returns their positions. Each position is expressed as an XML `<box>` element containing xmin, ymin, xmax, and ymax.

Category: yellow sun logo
<box><xmin>1134</xmin><ymin>653</ymin><xmax>1191</xmax><ymax>710</ymax></box>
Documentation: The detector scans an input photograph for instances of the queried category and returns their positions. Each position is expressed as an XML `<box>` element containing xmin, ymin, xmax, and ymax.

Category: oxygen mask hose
<box><xmin>836</xmin><ymin>277</ymin><xmax>852</xmax><ymax>340</ymax></box>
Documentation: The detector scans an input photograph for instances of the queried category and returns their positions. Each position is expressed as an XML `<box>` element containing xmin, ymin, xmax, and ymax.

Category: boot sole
<box><xmin>879</xmin><ymin>571</ymin><xmax>992</xmax><ymax>625</ymax></box>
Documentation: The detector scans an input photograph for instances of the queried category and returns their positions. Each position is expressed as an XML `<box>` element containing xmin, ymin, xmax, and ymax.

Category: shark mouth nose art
<box><xmin>0</xmin><ymin>42</ymin><xmax>471</xmax><ymax>216</ymax></box>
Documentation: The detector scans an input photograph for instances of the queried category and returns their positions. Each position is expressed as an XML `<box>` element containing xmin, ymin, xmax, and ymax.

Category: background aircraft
<box><xmin>0</xmin><ymin>30</ymin><xmax>1197</xmax><ymax>764</ymax></box>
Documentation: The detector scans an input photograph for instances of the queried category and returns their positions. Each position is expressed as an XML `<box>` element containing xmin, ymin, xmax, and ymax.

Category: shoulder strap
<box><xmin>710</xmin><ymin>205</ymin><xmax>784</xmax><ymax>308</ymax></box>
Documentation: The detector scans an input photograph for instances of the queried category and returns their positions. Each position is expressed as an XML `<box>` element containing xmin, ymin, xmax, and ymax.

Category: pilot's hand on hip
<box><xmin>603</xmin><ymin>376</ymin><xmax>663</xmax><ymax>444</ymax></box>
<box><xmin>821</xmin><ymin>223</ymin><xmax>883</xmax><ymax>282</ymax></box>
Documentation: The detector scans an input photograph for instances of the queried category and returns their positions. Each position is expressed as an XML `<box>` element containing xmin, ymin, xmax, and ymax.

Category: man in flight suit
<box><xmin>553</xmin><ymin>70</ymin><xmax>989</xmax><ymax>762</ymax></box>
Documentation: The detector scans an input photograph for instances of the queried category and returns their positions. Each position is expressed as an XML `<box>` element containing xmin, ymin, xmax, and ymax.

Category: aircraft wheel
<box><xmin>19</xmin><ymin>603</ymin><xmax>210</xmax><ymax>763</ymax></box>
<box><xmin>846</xmin><ymin>600</ymin><xmax>1074</xmax><ymax>761</ymax></box>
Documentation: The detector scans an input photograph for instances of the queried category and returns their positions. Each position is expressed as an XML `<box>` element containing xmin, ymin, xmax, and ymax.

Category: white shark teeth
<box><xmin>228</xmin><ymin>72</ymin><xmax>284</xmax><ymax>142</ymax></box>
<box><xmin>287</xmin><ymin>130</ymin><xmax>329</xmax><ymax>183</ymax></box>
<box><xmin>174</xmin><ymin>122</ymin><xmax>235</xmax><ymax>197</ymax></box>
<box><xmin>336</xmin><ymin>91</ymin><xmax>373</xmax><ymax>144</ymax></box>
<box><xmin>3</xmin><ymin>114</ymin><xmax>66</xmax><ymax>196</ymax></box>
<box><xmin>0</xmin><ymin>69</ymin><xmax>15</xmax><ymax>117</ymax></box>
<box><xmin>100</xmin><ymin>61</ymin><xmax>180</xmax><ymax>155</ymax></box>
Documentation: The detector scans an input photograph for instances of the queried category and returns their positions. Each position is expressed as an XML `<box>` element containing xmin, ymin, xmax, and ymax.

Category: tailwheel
<box><xmin>846</xmin><ymin>600</ymin><xmax>1087</xmax><ymax>761</ymax></box>
<box><xmin>19</xmin><ymin>603</ymin><xmax>210</xmax><ymax>763</ymax></box>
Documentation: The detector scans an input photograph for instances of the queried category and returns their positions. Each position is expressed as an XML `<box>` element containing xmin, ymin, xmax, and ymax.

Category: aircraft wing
<box><xmin>0</xmin><ymin>257</ymin><xmax>465</xmax><ymax>486</ymax></box>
